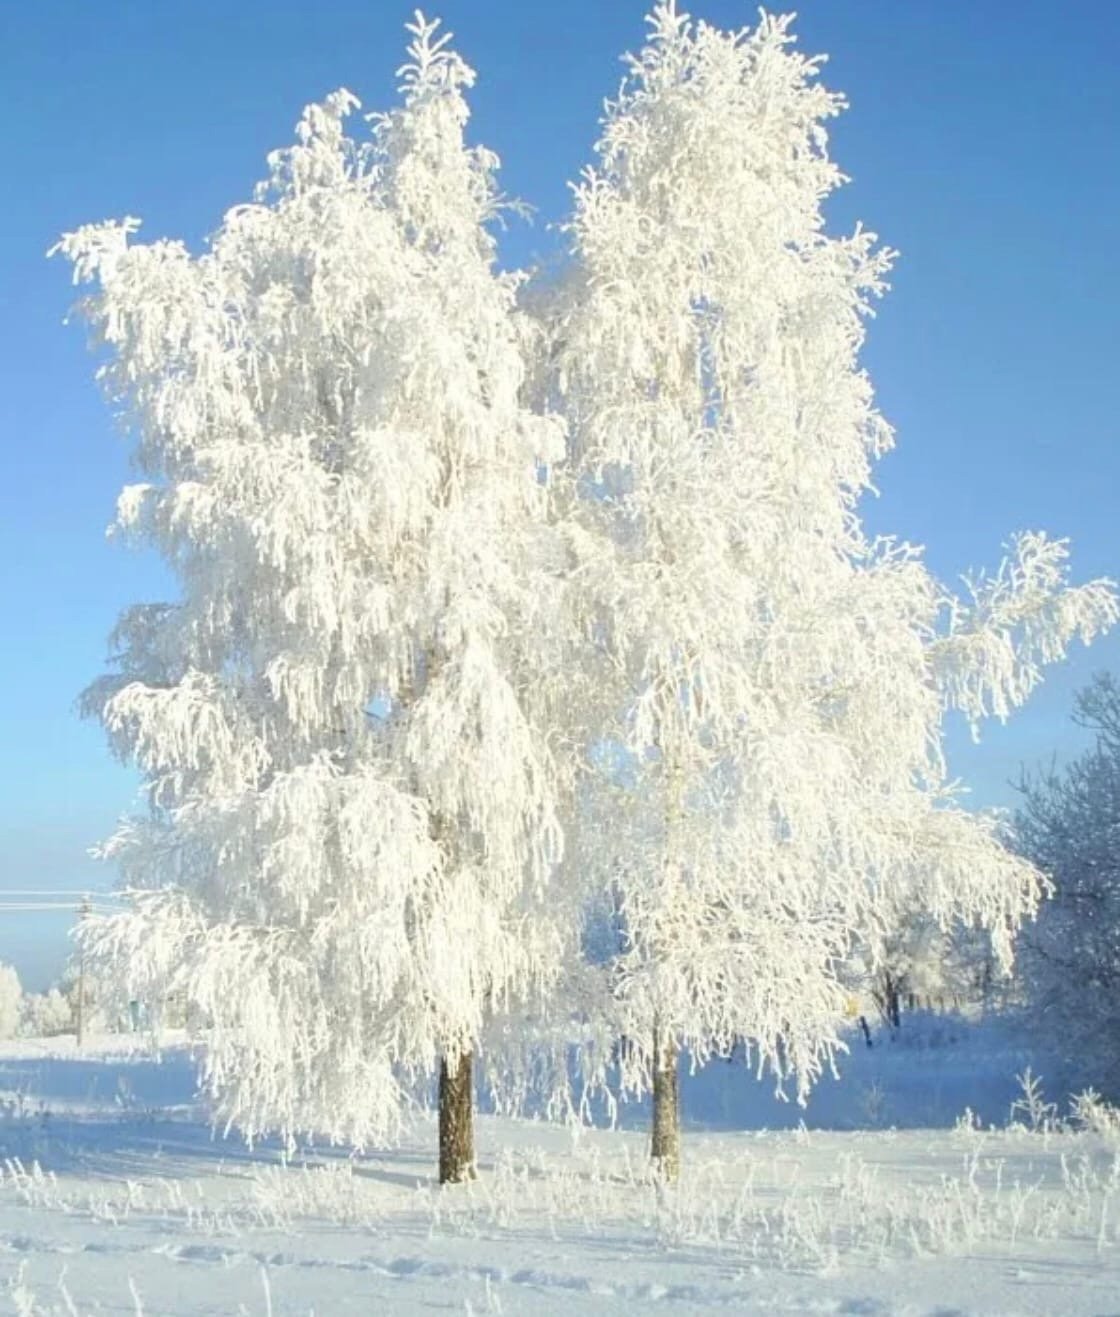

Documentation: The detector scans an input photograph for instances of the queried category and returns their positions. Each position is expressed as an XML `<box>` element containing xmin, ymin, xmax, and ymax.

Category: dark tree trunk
<box><xmin>650</xmin><ymin>1031</ymin><xmax>680</xmax><ymax>1182</ymax></box>
<box><xmin>438</xmin><ymin>1051</ymin><xmax>476</xmax><ymax>1184</ymax></box>
<box><xmin>876</xmin><ymin>971</ymin><xmax>902</xmax><ymax>1030</ymax></box>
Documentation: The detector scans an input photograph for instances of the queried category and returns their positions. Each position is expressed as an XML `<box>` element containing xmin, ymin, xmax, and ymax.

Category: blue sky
<box><xmin>1</xmin><ymin>0</ymin><xmax>1117</xmax><ymax>987</ymax></box>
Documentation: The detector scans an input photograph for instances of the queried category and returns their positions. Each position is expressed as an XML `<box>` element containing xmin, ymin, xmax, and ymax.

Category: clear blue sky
<box><xmin>1</xmin><ymin>1</ymin><xmax>1117</xmax><ymax>988</ymax></box>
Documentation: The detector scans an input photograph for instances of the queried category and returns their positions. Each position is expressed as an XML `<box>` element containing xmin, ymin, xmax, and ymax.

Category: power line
<box><xmin>0</xmin><ymin>902</ymin><xmax>122</xmax><ymax>913</ymax></box>
<box><xmin>0</xmin><ymin>890</ymin><xmax>124</xmax><ymax>898</ymax></box>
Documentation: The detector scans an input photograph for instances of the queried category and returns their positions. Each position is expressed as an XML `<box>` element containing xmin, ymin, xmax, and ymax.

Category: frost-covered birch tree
<box><xmin>547</xmin><ymin>3</ymin><xmax>1117</xmax><ymax>1178</ymax></box>
<box><xmin>54</xmin><ymin>15</ymin><xmax>566</xmax><ymax>1181</ymax></box>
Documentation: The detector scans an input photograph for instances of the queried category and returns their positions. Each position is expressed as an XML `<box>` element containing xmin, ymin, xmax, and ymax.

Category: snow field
<box><xmin>3</xmin><ymin>1037</ymin><xmax>1120</xmax><ymax>1314</ymax></box>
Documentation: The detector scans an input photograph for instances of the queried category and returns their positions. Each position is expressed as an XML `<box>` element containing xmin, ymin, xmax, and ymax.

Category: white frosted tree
<box><xmin>53</xmin><ymin>15</ymin><xmax>566</xmax><ymax>1180</ymax></box>
<box><xmin>21</xmin><ymin>987</ymin><xmax>74</xmax><ymax>1040</ymax></box>
<box><xmin>1015</xmin><ymin>673</ymin><xmax>1120</xmax><ymax>1099</ymax></box>
<box><xmin>546</xmin><ymin>3</ymin><xmax>1117</xmax><ymax>1177</ymax></box>
<box><xmin>0</xmin><ymin>965</ymin><xmax>22</xmax><ymax>1041</ymax></box>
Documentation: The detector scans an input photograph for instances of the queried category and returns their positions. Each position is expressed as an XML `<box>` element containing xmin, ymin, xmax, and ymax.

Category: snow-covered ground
<box><xmin>2</xmin><ymin>1025</ymin><xmax>1118</xmax><ymax>1314</ymax></box>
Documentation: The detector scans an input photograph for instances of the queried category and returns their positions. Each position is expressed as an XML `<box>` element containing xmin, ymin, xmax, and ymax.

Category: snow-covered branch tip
<box><xmin>397</xmin><ymin>11</ymin><xmax>472</xmax><ymax>95</ymax></box>
<box><xmin>48</xmin><ymin>217</ymin><xmax>141</xmax><ymax>284</ymax></box>
<box><xmin>933</xmin><ymin>532</ymin><xmax>1118</xmax><ymax>734</ymax></box>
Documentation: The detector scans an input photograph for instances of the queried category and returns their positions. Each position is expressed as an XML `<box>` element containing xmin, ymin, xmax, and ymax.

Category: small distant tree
<box><xmin>868</xmin><ymin>906</ymin><xmax>935</xmax><ymax>1028</ymax></box>
<box><xmin>546</xmin><ymin>3</ymin><xmax>1117</xmax><ymax>1178</ymax></box>
<box><xmin>0</xmin><ymin>964</ymin><xmax>22</xmax><ymax>1040</ymax></box>
<box><xmin>55</xmin><ymin>15</ymin><xmax>566</xmax><ymax>1179</ymax></box>
<box><xmin>1015</xmin><ymin>673</ymin><xmax>1120</xmax><ymax>1098</ymax></box>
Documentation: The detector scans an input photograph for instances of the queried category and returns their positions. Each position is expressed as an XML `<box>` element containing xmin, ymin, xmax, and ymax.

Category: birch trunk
<box><xmin>438</xmin><ymin>1051</ymin><xmax>476</xmax><ymax>1184</ymax></box>
<box><xmin>650</xmin><ymin>1031</ymin><xmax>680</xmax><ymax>1182</ymax></box>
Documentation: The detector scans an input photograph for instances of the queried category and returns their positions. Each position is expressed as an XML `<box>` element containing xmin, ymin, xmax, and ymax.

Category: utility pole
<box><xmin>75</xmin><ymin>895</ymin><xmax>92</xmax><ymax>1048</ymax></box>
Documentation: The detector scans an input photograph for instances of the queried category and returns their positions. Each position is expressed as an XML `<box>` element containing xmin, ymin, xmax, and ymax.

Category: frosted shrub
<box><xmin>1009</xmin><ymin>1068</ymin><xmax>1059</xmax><ymax>1133</ymax></box>
<box><xmin>1069</xmin><ymin>1088</ymin><xmax>1120</xmax><ymax>1139</ymax></box>
<box><xmin>953</xmin><ymin>1107</ymin><xmax>983</xmax><ymax>1137</ymax></box>
<box><xmin>252</xmin><ymin>1162</ymin><xmax>373</xmax><ymax>1229</ymax></box>
<box><xmin>0</xmin><ymin>1160</ymin><xmax>63</xmax><ymax>1210</ymax></box>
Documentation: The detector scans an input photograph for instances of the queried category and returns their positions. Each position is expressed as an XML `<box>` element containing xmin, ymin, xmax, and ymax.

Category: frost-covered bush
<box><xmin>1008</xmin><ymin>1067</ymin><xmax>1060</xmax><ymax>1133</ymax></box>
<box><xmin>1068</xmin><ymin>1087</ymin><xmax>1120</xmax><ymax>1138</ymax></box>
<box><xmin>0</xmin><ymin>964</ymin><xmax>22</xmax><ymax>1040</ymax></box>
